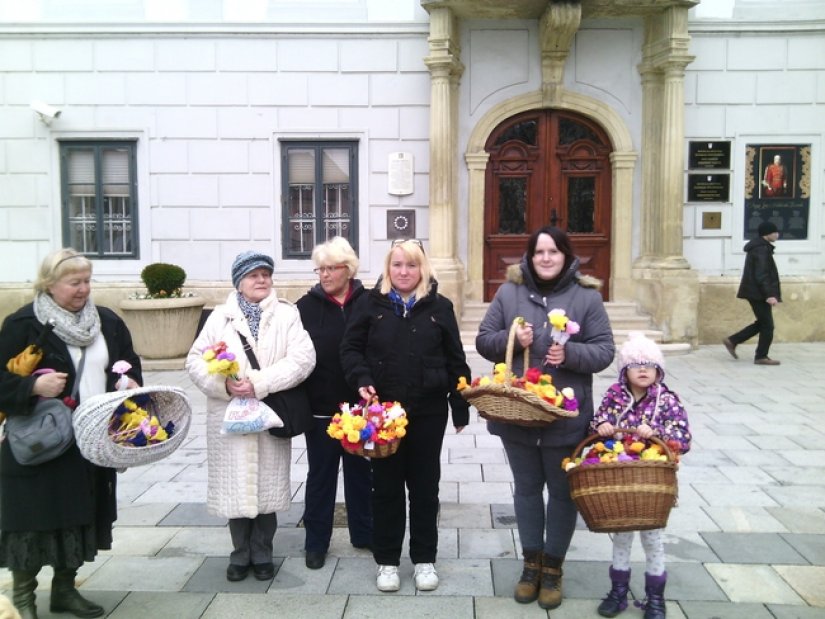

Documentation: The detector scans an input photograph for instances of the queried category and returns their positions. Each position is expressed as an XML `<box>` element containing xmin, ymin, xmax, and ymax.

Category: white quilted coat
<box><xmin>185</xmin><ymin>291</ymin><xmax>316</xmax><ymax>519</ymax></box>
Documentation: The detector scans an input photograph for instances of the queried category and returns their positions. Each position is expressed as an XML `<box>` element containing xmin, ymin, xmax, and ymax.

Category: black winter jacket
<box><xmin>296</xmin><ymin>280</ymin><xmax>365</xmax><ymax>417</ymax></box>
<box><xmin>0</xmin><ymin>303</ymin><xmax>142</xmax><ymax>538</ymax></box>
<box><xmin>737</xmin><ymin>237</ymin><xmax>781</xmax><ymax>302</ymax></box>
<box><xmin>340</xmin><ymin>280</ymin><xmax>471</xmax><ymax>427</ymax></box>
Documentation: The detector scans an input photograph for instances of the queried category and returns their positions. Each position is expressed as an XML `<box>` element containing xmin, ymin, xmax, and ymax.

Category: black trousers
<box><xmin>370</xmin><ymin>413</ymin><xmax>447</xmax><ymax>566</ymax></box>
<box><xmin>303</xmin><ymin>418</ymin><xmax>373</xmax><ymax>553</ymax></box>
<box><xmin>228</xmin><ymin>512</ymin><xmax>277</xmax><ymax>566</ymax></box>
<box><xmin>730</xmin><ymin>299</ymin><xmax>774</xmax><ymax>359</ymax></box>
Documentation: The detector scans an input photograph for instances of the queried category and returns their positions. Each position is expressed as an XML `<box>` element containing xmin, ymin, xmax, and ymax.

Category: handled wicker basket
<box><xmin>567</xmin><ymin>429</ymin><xmax>679</xmax><ymax>533</ymax></box>
<box><xmin>461</xmin><ymin>319</ymin><xmax>578</xmax><ymax>426</ymax></box>
<box><xmin>73</xmin><ymin>385</ymin><xmax>192</xmax><ymax>468</ymax></box>
<box><xmin>343</xmin><ymin>440</ymin><xmax>400</xmax><ymax>459</ymax></box>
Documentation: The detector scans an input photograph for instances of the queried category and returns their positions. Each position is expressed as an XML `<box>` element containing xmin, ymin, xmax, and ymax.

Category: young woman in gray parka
<box><xmin>476</xmin><ymin>226</ymin><xmax>615</xmax><ymax>610</ymax></box>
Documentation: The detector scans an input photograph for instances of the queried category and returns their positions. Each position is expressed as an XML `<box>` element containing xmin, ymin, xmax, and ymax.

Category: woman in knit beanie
<box><xmin>186</xmin><ymin>249</ymin><xmax>315</xmax><ymax>583</ymax></box>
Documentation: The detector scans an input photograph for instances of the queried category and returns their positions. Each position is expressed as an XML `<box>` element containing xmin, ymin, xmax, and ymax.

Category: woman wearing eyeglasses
<box><xmin>476</xmin><ymin>226</ymin><xmax>615</xmax><ymax>610</ymax></box>
<box><xmin>340</xmin><ymin>239</ymin><xmax>471</xmax><ymax>593</ymax></box>
<box><xmin>296</xmin><ymin>237</ymin><xmax>373</xmax><ymax>570</ymax></box>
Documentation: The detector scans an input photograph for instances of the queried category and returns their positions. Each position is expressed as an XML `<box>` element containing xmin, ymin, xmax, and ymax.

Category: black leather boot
<box><xmin>50</xmin><ymin>568</ymin><xmax>104</xmax><ymax>618</ymax></box>
<box><xmin>597</xmin><ymin>567</ymin><xmax>631</xmax><ymax>617</ymax></box>
<box><xmin>12</xmin><ymin>569</ymin><xmax>40</xmax><ymax>619</ymax></box>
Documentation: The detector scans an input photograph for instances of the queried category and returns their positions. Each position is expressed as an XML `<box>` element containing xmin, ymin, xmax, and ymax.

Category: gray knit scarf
<box><xmin>236</xmin><ymin>292</ymin><xmax>262</xmax><ymax>341</ymax></box>
<box><xmin>33</xmin><ymin>292</ymin><xmax>101</xmax><ymax>347</ymax></box>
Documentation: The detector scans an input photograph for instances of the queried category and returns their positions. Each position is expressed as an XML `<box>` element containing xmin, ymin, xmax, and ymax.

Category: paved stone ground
<box><xmin>2</xmin><ymin>342</ymin><xmax>824</xmax><ymax>618</ymax></box>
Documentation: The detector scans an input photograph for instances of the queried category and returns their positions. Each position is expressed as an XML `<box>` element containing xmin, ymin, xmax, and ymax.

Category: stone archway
<box><xmin>465</xmin><ymin>89</ymin><xmax>637</xmax><ymax>302</ymax></box>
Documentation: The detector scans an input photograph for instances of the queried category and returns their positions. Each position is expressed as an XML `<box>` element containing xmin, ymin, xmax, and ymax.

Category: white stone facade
<box><xmin>0</xmin><ymin>0</ymin><xmax>823</xmax><ymax>342</ymax></box>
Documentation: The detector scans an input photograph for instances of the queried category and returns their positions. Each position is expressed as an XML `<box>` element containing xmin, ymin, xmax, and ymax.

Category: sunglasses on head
<box><xmin>391</xmin><ymin>239</ymin><xmax>424</xmax><ymax>250</ymax></box>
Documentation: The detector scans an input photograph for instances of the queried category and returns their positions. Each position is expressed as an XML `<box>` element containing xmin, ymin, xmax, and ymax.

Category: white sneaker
<box><xmin>414</xmin><ymin>562</ymin><xmax>439</xmax><ymax>591</ymax></box>
<box><xmin>376</xmin><ymin>565</ymin><xmax>400</xmax><ymax>592</ymax></box>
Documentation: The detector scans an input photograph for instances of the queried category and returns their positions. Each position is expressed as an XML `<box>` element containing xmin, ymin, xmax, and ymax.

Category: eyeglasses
<box><xmin>313</xmin><ymin>265</ymin><xmax>348</xmax><ymax>275</ymax></box>
<box><xmin>391</xmin><ymin>239</ymin><xmax>424</xmax><ymax>250</ymax></box>
<box><xmin>627</xmin><ymin>362</ymin><xmax>657</xmax><ymax>370</ymax></box>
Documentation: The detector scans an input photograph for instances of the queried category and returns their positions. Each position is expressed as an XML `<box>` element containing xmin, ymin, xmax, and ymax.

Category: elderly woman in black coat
<box><xmin>0</xmin><ymin>248</ymin><xmax>142</xmax><ymax>619</ymax></box>
<box><xmin>297</xmin><ymin>237</ymin><xmax>373</xmax><ymax>570</ymax></box>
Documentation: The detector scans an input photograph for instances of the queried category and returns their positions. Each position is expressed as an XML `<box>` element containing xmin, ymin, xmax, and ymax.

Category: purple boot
<box><xmin>597</xmin><ymin>567</ymin><xmax>630</xmax><ymax>617</ymax></box>
<box><xmin>638</xmin><ymin>571</ymin><xmax>667</xmax><ymax>619</ymax></box>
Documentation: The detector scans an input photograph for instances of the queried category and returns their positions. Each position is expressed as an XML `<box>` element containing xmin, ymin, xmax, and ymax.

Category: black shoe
<box><xmin>50</xmin><ymin>588</ymin><xmax>105</xmax><ymax>618</ymax></box>
<box><xmin>305</xmin><ymin>551</ymin><xmax>326</xmax><ymax>569</ymax></box>
<box><xmin>252</xmin><ymin>562</ymin><xmax>275</xmax><ymax>580</ymax></box>
<box><xmin>722</xmin><ymin>338</ymin><xmax>738</xmax><ymax>359</ymax></box>
<box><xmin>226</xmin><ymin>563</ymin><xmax>250</xmax><ymax>582</ymax></box>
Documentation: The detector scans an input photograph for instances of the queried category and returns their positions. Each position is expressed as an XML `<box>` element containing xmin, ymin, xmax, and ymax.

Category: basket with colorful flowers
<box><xmin>457</xmin><ymin>318</ymin><xmax>579</xmax><ymax>426</ymax></box>
<box><xmin>326</xmin><ymin>399</ymin><xmax>408</xmax><ymax>458</ymax></box>
<box><xmin>563</xmin><ymin>430</ymin><xmax>680</xmax><ymax>533</ymax></box>
<box><xmin>73</xmin><ymin>385</ymin><xmax>192</xmax><ymax>468</ymax></box>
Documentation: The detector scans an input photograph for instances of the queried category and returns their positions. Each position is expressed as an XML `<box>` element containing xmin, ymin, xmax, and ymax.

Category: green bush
<box><xmin>140</xmin><ymin>263</ymin><xmax>187</xmax><ymax>298</ymax></box>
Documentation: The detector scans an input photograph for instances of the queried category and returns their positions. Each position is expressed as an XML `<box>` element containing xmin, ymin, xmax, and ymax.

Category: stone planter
<box><xmin>120</xmin><ymin>296</ymin><xmax>206</xmax><ymax>360</ymax></box>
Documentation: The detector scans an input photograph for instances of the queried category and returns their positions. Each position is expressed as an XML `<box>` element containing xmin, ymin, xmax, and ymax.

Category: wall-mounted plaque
<box><xmin>743</xmin><ymin>144</ymin><xmax>811</xmax><ymax>240</ymax></box>
<box><xmin>688</xmin><ymin>174</ymin><xmax>730</xmax><ymax>202</ymax></box>
<box><xmin>702</xmin><ymin>211</ymin><xmax>722</xmax><ymax>230</ymax></box>
<box><xmin>388</xmin><ymin>152</ymin><xmax>414</xmax><ymax>196</ymax></box>
<box><xmin>688</xmin><ymin>141</ymin><xmax>731</xmax><ymax>170</ymax></box>
<box><xmin>387</xmin><ymin>209</ymin><xmax>415</xmax><ymax>239</ymax></box>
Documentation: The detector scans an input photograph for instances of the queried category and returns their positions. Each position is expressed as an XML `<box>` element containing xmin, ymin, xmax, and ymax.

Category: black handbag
<box><xmin>237</xmin><ymin>333</ymin><xmax>314</xmax><ymax>438</ymax></box>
<box><xmin>6</xmin><ymin>348</ymin><xmax>85</xmax><ymax>466</ymax></box>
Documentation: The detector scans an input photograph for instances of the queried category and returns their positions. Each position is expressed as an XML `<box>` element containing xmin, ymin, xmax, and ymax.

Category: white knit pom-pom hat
<box><xmin>617</xmin><ymin>331</ymin><xmax>665</xmax><ymax>372</ymax></box>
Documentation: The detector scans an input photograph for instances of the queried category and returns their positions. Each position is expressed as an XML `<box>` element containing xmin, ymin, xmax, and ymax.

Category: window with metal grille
<box><xmin>59</xmin><ymin>141</ymin><xmax>138</xmax><ymax>258</ymax></box>
<box><xmin>281</xmin><ymin>141</ymin><xmax>358</xmax><ymax>259</ymax></box>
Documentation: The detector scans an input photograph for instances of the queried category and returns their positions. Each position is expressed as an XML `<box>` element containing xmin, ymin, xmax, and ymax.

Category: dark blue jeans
<box><xmin>303</xmin><ymin>419</ymin><xmax>373</xmax><ymax>553</ymax></box>
<box><xmin>730</xmin><ymin>299</ymin><xmax>774</xmax><ymax>359</ymax></box>
<box><xmin>370</xmin><ymin>414</ymin><xmax>447</xmax><ymax>566</ymax></box>
<box><xmin>501</xmin><ymin>440</ymin><xmax>578</xmax><ymax>558</ymax></box>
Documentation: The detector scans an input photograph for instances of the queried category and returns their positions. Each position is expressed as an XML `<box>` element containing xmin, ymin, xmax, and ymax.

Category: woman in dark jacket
<box><xmin>297</xmin><ymin>237</ymin><xmax>372</xmax><ymax>570</ymax></box>
<box><xmin>340</xmin><ymin>239</ymin><xmax>471</xmax><ymax>593</ymax></box>
<box><xmin>476</xmin><ymin>227</ymin><xmax>615</xmax><ymax>610</ymax></box>
<box><xmin>0</xmin><ymin>248</ymin><xmax>142</xmax><ymax>619</ymax></box>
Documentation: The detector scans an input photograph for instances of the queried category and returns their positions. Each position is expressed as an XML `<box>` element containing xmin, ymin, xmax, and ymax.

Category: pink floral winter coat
<box><xmin>591</xmin><ymin>367</ymin><xmax>692</xmax><ymax>454</ymax></box>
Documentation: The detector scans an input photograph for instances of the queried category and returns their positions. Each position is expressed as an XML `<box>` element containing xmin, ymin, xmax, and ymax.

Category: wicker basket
<box><xmin>343</xmin><ymin>440</ymin><xmax>400</xmax><ymax>459</ymax></box>
<box><xmin>461</xmin><ymin>319</ymin><xmax>578</xmax><ymax>426</ymax></box>
<box><xmin>73</xmin><ymin>385</ymin><xmax>192</xmax><ymax>468</ymax></box>
<box><xmin>567</xmin><ymin>430</ymin><xmax>679</xmax><ymax>533</ymax></box>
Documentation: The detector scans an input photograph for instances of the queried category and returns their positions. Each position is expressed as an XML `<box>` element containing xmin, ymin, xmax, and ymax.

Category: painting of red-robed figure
<box><xmin>759</xmin><ymin>147</ymin><xmax>796</xmax><ymax>199</ymax></box>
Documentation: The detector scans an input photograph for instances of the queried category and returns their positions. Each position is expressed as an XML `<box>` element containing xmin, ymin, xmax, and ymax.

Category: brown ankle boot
<box><xmin>538</xmin><ymin>553</ymin><xmax>564</xmax><ymax>609</ymax></box>
<box><xmin>513</xmin><ymin>549</ymin><xmax>542</xmax><ymax>603</ymax></box>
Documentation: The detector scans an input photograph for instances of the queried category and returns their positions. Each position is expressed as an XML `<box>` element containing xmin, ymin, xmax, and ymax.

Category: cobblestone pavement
<box><xmin>2</xmin><ymin>343</ymin><xmax>824</xmax><ymax>618</ymax></box>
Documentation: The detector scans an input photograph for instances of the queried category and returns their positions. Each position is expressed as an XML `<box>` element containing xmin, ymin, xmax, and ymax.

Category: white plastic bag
<box><xmin>221</xmin><ymin>397</ymin><xmax>284</xmax><ymax>435</ymax></box>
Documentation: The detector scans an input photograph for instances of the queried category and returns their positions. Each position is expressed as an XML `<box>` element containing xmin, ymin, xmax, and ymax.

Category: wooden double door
<box><xmin>483</xmin><ymin>109</ymin><xmax>613</xmax><ymax>301</ymax></box>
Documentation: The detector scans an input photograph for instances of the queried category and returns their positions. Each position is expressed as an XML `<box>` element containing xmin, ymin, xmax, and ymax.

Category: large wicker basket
<box><xmin>461</xmin><ymin>319</ymin><xmax>578</xmax><ymax>426</ymax></box>
<box><xmin>343</xmin><ymin>440</ymin><xmax>400</xmax><ymax>459</ymax></box>
<box><xmin>73</xmin><ymin>385</ymin><xmax>192</xmax><ymax>468</ymax></box>
<box><xmin>567</xmin><ymin>430</ymin><xmax>679</xmax><ymax>533</ymax></box>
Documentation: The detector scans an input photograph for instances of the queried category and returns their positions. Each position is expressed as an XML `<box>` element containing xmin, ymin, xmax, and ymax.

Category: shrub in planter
<box><xmin>137</xmin><ymin>263</ymin><xmax>188</xmax><ymax>299</ymax></box>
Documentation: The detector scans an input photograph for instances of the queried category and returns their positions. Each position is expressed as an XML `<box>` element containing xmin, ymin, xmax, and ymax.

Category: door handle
<box><xmin>549</xmin><ymin>208</ymin><xmax>560</xmax><ymax>227</ymax></box>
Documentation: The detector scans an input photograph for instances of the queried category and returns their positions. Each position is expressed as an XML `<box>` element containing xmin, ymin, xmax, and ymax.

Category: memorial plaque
<box><xmin>387</xmin><ymin>209</ymin><xmax>415</xmax><ymax>239</ymax></box>
<box><xmin>688</xmin><ymin>141</ymin><xmax>731</xmax><ymax>170</ymax></box>
<box><xmin>702</xmin><ymin>211</ymin><xmax>722</xmax><ymax>230</ymax></box>
<box><xmin>687</xmin><ymin>174</ymin><xmax>730</xmax><ymax>202</ymax></box>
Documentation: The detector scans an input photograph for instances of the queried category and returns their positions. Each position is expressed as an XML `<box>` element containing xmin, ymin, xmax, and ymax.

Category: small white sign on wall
<box><xmin>388</xmin><ymin>152</ymin><xmax>414</xmax><ymax>196</ymax></box>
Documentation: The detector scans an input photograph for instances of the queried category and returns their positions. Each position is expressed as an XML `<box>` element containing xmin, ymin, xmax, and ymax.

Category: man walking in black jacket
<box><xmin>723</xmin><ymin>221</ymin><xmax>782</xmax><ymax>365</ymax></box>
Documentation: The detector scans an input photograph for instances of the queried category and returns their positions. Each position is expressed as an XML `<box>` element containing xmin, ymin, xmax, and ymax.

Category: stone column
<box><xmin>633</xmin><ymin>4</ymin><xmax>699</xmax><ymax>343</ymax></box>
<box><xmin>423</xmin><ymin>6</ymin><xmax>465</xmax><ymax>314</ymax></box>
